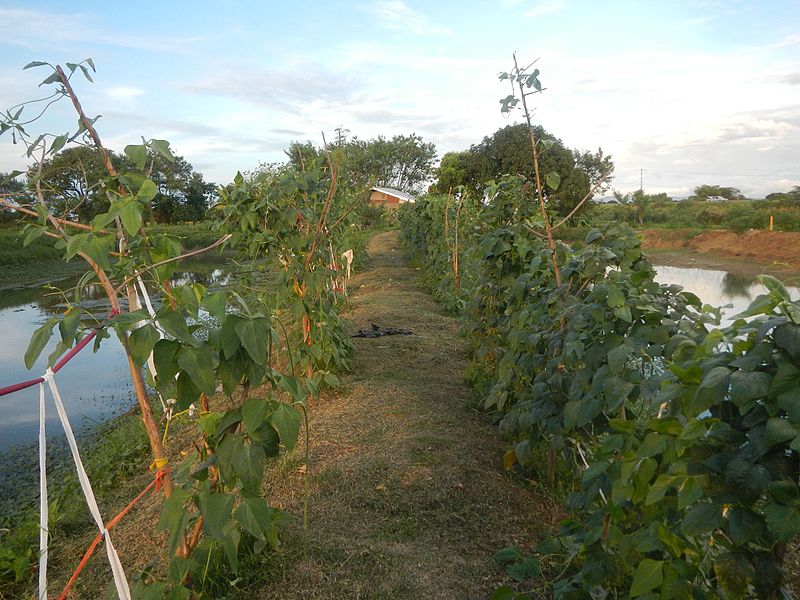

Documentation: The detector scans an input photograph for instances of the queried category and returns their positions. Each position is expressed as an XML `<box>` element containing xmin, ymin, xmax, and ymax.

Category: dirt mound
<box><xmin>641</xmin><ymin>229</ymin><xmax>800</xmax><ymax>269</ymax></box>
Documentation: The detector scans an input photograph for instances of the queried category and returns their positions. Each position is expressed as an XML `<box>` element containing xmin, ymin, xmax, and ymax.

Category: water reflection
<box><xmin>0</xmin><ymin>263</ymin><xmax>234</xmax><ymax>452</ymax></box>
<box><xmin>654</xmin><ymin>266</ymin><xmax>800</xmax><ymax>326</ymax></box>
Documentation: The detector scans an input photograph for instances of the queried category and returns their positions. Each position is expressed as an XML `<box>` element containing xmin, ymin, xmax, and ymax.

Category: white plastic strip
<box><xmin>38</xmin><ymin>383</ymin><xmax>48</xmax><ymax>600</ymax></box>
<box><xmin>42</xmin><ymin>369</ymin><xmax>132</xmax><ymax>600</ymax></box>
<box><xmin>132</xmin><ymin>277</ymin><xmax>167</xmax><ymax>411</ymax></box>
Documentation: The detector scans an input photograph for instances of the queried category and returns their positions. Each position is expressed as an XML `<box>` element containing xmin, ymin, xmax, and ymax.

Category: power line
<box><xmin>624</xmin><ymin>167</ymin><xmax>798</xmax><ymax>179</ymax></box>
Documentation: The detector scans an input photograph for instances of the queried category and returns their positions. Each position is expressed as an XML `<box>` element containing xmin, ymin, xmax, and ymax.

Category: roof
<box><xmin>370</xmin><ymin>186</ymin><xmax>415</xmax><ymax>202</ymax></box>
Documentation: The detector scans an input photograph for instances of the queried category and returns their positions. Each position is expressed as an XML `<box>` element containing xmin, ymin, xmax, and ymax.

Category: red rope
<box><xmin>57</xmin><ymin>469</ymin><xmax>164</xmax><ymax>600</ymax></box>
<box><xmin>0</xmin><ymin>309</ymin><xmax>119</xmax><ymax>398</ymax></box>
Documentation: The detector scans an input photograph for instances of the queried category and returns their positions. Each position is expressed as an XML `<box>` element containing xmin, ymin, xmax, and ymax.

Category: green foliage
<box><xmin>429</xmin><ymin>123</ymin><xmax>613</xmax><ymax>220</ymax></box>
<box><xmin>690</xmin><ymin>184</ymin><xmax>744</xmax><ymax>201</ymax></box>
<box><xmin>286</xmin><ymin>132</ymin><xmax>436</xmax><ymax>196</ymax></box>
<box><xmin>401</xmin><ymin>171</ymin><xmax>800</xmax><ymax>599</ymax></box>
<box><xmin>590</xmin><ymin>198</ymin><xmax>800</xmax><ymax>232</ymax></box>
<box><xmin>2</xmin><ymin>58</ymin><xmax>355</xmax><ymax>596</ymax></box>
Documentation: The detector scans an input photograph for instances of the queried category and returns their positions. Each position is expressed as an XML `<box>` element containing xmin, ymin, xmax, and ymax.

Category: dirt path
<box><xmin>243</xmin><ymin>231</ymin><xmax>558</xmax><ymax>599</ymax></box>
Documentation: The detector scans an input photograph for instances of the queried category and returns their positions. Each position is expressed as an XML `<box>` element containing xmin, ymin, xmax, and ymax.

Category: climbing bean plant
<box><xmin>1</xmin><ymin>60</ymin><xmax>354</xmax><ymax>598</ymax></box>
<box><xmin>399</xmin><ymin>66</ymin><xmax>800</xmax><ymax>599</ymax></box>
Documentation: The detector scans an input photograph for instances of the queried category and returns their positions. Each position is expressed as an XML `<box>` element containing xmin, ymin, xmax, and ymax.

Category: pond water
<box><xmin>0</xmin><ymin>265</ymin><xmax>232</xmax><ymax>452</ymax></box>
<box><xmin>653</xmin><ymin>265</ymin><xmax>800</xmax><ymax>326</ymax></box>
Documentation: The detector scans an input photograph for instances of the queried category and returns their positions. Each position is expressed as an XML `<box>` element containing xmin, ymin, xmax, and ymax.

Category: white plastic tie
<box><xmin>42</xmin><ymin>369</ymin><xmax>132</xmax><ymax>600</ymax></box>
<box><xmin>38</xmin><ymin>382</ymin><xmax>48</xmax><ymax>600</ymax></box>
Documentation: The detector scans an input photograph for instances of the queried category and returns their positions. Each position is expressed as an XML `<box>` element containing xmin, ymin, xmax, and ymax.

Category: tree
<box><xmin>182</xmin><ymin>172</ymin><xmax>216</xmax><ymax>221</ymax></box>
<box><xmin>30</xmin><ymin>146</ymin><xmax>126</xmax><ymax>221</ymax></box>
<box><xmin>31</xmin><ymin>147</ymin><xmax>215</xmax><ymax>224</ymax></box>
<box><xmin>429</xmin><ymin>151</ymin><xmax>472</xmax><ymax>194</ymax></box>
<box><xmin>431</xmin><ymin>123</ymin><xmax>613</xmax><ymax>219</ymax></box>
<box><xmin>0</xmin><ymin>171</ymin><xmax>28</xmax><ymax>222</ymax></box>
<box><xmin>287</xmin><ymin>133</ymin><xmax>437</xmax><ymax>195</ymax></box>
<box><xmin>690</xmin><ymin>184</ymin><xmax>743</xmax><ymax>201</ymax></box>
<box><xmin>765</xmin><ymin>186</ymin><xmax>800</xmax><ymax>206</ymax></box>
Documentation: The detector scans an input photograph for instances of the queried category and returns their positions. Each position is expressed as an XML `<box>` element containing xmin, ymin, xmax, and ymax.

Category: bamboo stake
<box><xmin>513</xmin><ymin>53</ymin><xmax>561</xmax><ymax>288</ymax></box>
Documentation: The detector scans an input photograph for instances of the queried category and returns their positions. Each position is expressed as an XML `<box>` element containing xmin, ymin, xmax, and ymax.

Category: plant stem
<box><xmin>513</xmin><ymin>53</ymin><xmax>561</xmax><ymax>288</ymax></box>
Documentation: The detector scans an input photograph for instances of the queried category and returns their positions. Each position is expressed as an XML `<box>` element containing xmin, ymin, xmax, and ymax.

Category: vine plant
<box><xmin>400</xmin><ymin>60</ymin><xmax>800</xmax><ymax>599</ymax></box>
<box><xmin>0</xmin><ymin>60</ymin><xmax>353</xmax><ymax>598</ymax></box>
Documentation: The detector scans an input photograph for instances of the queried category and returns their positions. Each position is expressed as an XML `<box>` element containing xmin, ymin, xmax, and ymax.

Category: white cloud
<box><xmin>524</xmin><ymin>0</ymin><xmax>566</xmax><ymax>18</ymax></box>
<box><xmin>368</xmin><ymin>1</ymin><xmax>452</xmax><ymax>35</ymax></box>
<box><xmin>107</xmin><ymin>86</ymin><xmax>143</xmax><ymax>99</ymax></box>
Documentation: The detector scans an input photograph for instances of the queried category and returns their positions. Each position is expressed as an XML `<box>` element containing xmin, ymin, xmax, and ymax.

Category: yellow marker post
<box><xmin>770</xmin><ymin>215</ymin><xmax>774</xmax><ymax>231</ymax></box>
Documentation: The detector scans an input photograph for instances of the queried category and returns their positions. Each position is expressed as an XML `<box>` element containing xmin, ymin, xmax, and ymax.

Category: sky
<box><xmin>0</xmin><ymin>0</ymin><xmax>798</xmax><ymax>198</ymax></box>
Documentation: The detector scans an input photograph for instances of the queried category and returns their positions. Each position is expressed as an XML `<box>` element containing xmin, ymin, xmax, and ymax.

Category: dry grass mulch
<box><xmin>40</xmin><ymin>230</ymin><xmax>560</xmax><ymax>600</ymax></box>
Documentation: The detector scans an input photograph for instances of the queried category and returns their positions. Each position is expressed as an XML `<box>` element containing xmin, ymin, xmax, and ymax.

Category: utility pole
<box><xmin>640</xmin><ymin>168</ymin><xmax>644</xmax><ymax>192</ymax></box>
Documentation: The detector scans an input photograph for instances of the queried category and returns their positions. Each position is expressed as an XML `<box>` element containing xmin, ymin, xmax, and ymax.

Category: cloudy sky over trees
<box><xmin>0</xmin><ymin>0</ymin><xmax>797</xmax><ymax>196</ymax></box>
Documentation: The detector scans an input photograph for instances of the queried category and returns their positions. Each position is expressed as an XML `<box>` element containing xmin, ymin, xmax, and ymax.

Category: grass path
<box><xmin>44</xmin><ymin>230</ymin><xmax>559</xmax><ymax>600</ymax></box>
<box><xmin>242</xmin><ymin>230</ymin><xmax>559</xmax><ymax>599</ymax></box>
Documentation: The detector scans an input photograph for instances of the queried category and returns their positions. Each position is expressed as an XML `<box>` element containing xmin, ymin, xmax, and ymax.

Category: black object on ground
<box><xmin>352</xmin><ymin>323</ymin><xmax>414</xmax><ymax>338</ymax></box>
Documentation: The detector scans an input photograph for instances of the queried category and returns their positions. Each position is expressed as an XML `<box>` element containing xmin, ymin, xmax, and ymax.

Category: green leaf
<box><xmin>156</xmin><ymin>309</ymin><xmax>193</xmax><ymax>343</ymax></box>
<box><xmin>124</xmin><ymin>144</ymin><xmax>147</xmax><ymax>170</ymax></box>
<box><xmin>728</xmin><ymin>508</ymin><xmax>767</xmax><ymax>545</ymax></box>
<box><xmin>677</xmin><ymin>476</ymin><xmax>704</xmax><ymax>510</ymax></box>
<box><xmin>544</xmin><ymin>171</ymin><xmax>561</xmax><ymax>191</ymax></box>
<box><xmin>220</xmin><ymin>527</ymin><xmax>240</xmax><ymax>574</ymax></box>
<box><xmin>242</xmin><ymin>397</ymin><xmax>271</xmax><ymax>434</ymax></box>
<box><xmin>58</xmin><ymin>310</ymin><xmax>81</xmax><ymax>346</ymax></box>
<box><xmin>156</xmin><ymin>487</ymin><xmax>191</xmax><ymax>555</ymax></box>
<box><xmin>235</xmin><ymin>317</ymin><xmax>269</xmax><ymax>364</ymax></box>
<box><xmin>49</xmin><ymin>133</ymin><xmax>68</xmax><ymax>155</ymax></box>
<box><xmin>137</xmin><ymin>179</ymin><xmax>158</xmax><ymax>203</ymax></box>
<box><xmin>201</xmin><ymin>292</ymin><xmax>227</xmax><ymax>320</ymax></box>
<box><xmin>763</xmin><ymin>503</ymin><xmax>800</xmax><ymax>542</ymax></box>
<box><xmin>764</xmin><ymin>417</ymin><xmax>798</xmax><ymax>447</ymax></box>
<box><xmin>235</xmin><ymin>496</ymin><xmax>272</xmax><ymax>540</ymax></box>
<box><xmin>39</xmin><ymin>72</ymin><xmax>61</xmax><ymax>86</ymax></box>
<box><xmin>606</xmin><ymin>284</ymin><xmax>625</xmax><ymax>308</ymax></box>
<box><xmin>630</xmin><ymin>559</ymin><xmax>663</xmax><ymax>597</ymax></box>
<box><xmin>129</xmin><ymin>323</ymin><xmax>159</xmax><ymax>367</ymax></box>
<box><xmin>23</xmin><ymin>61</ymin><xmax>49</xmax><ymax>70</ymax></box>
<box><xmin>150</xmin><ymin>139</ymin><xmax>175</xmax><ymax>161</ymax></box>
<box><xmin>490</xmin><ymin>586</ymin><xmax>517</xmax><ymax>600</ymax></box>
<box><xmin>761</xmin><ymin>274</ymin><xmax>791</xmax><ymax>302</ymax></box>
<box><xmin>645</xmin><ymin>474</ymin><xmax>679</xmax><ymax>505</ymax></box>
<box><xmin>607</xmin><ymin>343</ymin><xmax>631</xmax><ymax>375</ymax></box>
<box><xmin>177</xmin><ymin>345</ymin><xmax>215</xmax><ymax>396</ymax></box>
<box><xmin>699</xmin><ymin>366</ymin><xmax>730</xmax><ymax>389</ymax></box>
<box><xmin>198</xmin><ymin>491</ymin><xmax>235</xmax><ymax>540</ymax></box>
<box><xmin>729</xmin><ymin>370</ymin><xmax>771</xmax><ymax>407</ymax></box>
<box><xmin>494</xmin><ymin>546</ymin><xmax>523</xmax><ymax>563</ymax></box>
<box><xmin>231</xmin><ymin>441</ymin><xmax>265</xmax><ymax>494</ymax></box>
<box><xmin>175</xmin><ymin>372</ymin><xmax>201</xmax><ymax>410</ymax></box>
<box><xmin>768</xmin><ymin>480</ymin><xmax>800</xmax><ymax>506</ymax></box>
<box><xmin>637</xmin><ymin>432</ymin><xmax>667</xmax><ymax>458</ymax></box>
<box><xmin>774</xmin><ymin>324</ymin><xmax>800</xmax><ymax>360</ymax></box>
<box><xmin>714</xmin><ymin>552</ymin><xmax>753</xmax><ymax>600</ymax></box>
<box><xmin>118</xmin><ymin>199</ymin><xmax>142</xmax><ymax>237</ymax></box>
<box><xmin>681</xmin><ymin>503</ymin><xmax>723</xmax><ymax>536</ymax></box>
<box><xmin>25</xmin><ymin>317</ymin><xmax>58</xmax><ymax>369</ymax></box>
<box><xmin>22</xmin><ymin>225</ymin><xmax>45</xmax><ymax>248</ymax></box>
<box><xmin>270</xmin><ymin>403</ymin><xmax>302</xmax><ymax>452</ymax></box>
<box><xmin>218</xmin><ymin>352</ymin><xmax>246</xmax><ymax>395</ymax></box>
<box><xmin>153</xmin><ymin>339</ymin><xmax>181</xmax><ymax>383</ymax></box>
<box><xmin>506</xmin><ymin>556</ymin><xmax>541</xmax><ymax>582</ymax></box>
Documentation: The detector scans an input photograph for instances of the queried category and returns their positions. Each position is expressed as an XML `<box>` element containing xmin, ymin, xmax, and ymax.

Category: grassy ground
<box><xmin>0</xmin><ymin>222</ymin><xmax>222</xmax><ymax>285</ymax></box>
<box><xmin>31</xmin><ymin>230</ymin><xmax>560</xmax><ymax>599</ymax></box>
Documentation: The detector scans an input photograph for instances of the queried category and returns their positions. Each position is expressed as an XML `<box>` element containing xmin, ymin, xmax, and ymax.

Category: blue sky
<box><xmin>0</xmin><ymin>0</ymin><xmax>798</xmax><ymax>196</ymax></box>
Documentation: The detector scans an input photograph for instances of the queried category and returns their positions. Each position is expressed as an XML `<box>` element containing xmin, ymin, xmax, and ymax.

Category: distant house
<box><xmin>593</xmin><ymin>196</ymin><xmax>621</xmax><ymax>204</ymax></box>
<box><xmin>368</xmin><ymin>187</ymin><xmax>414</xmax><ymax>209</ymax></box>
<box><xmin>706</xmin><ymin>195</ymin><xmax>726</xmax><ymax>202</ymax></box>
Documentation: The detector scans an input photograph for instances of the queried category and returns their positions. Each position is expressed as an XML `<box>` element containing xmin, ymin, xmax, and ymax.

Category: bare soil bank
<box><xmin>641</xmin><ymin>229</ymin><xmax>800</xmax><ymax>275</ymax></box>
